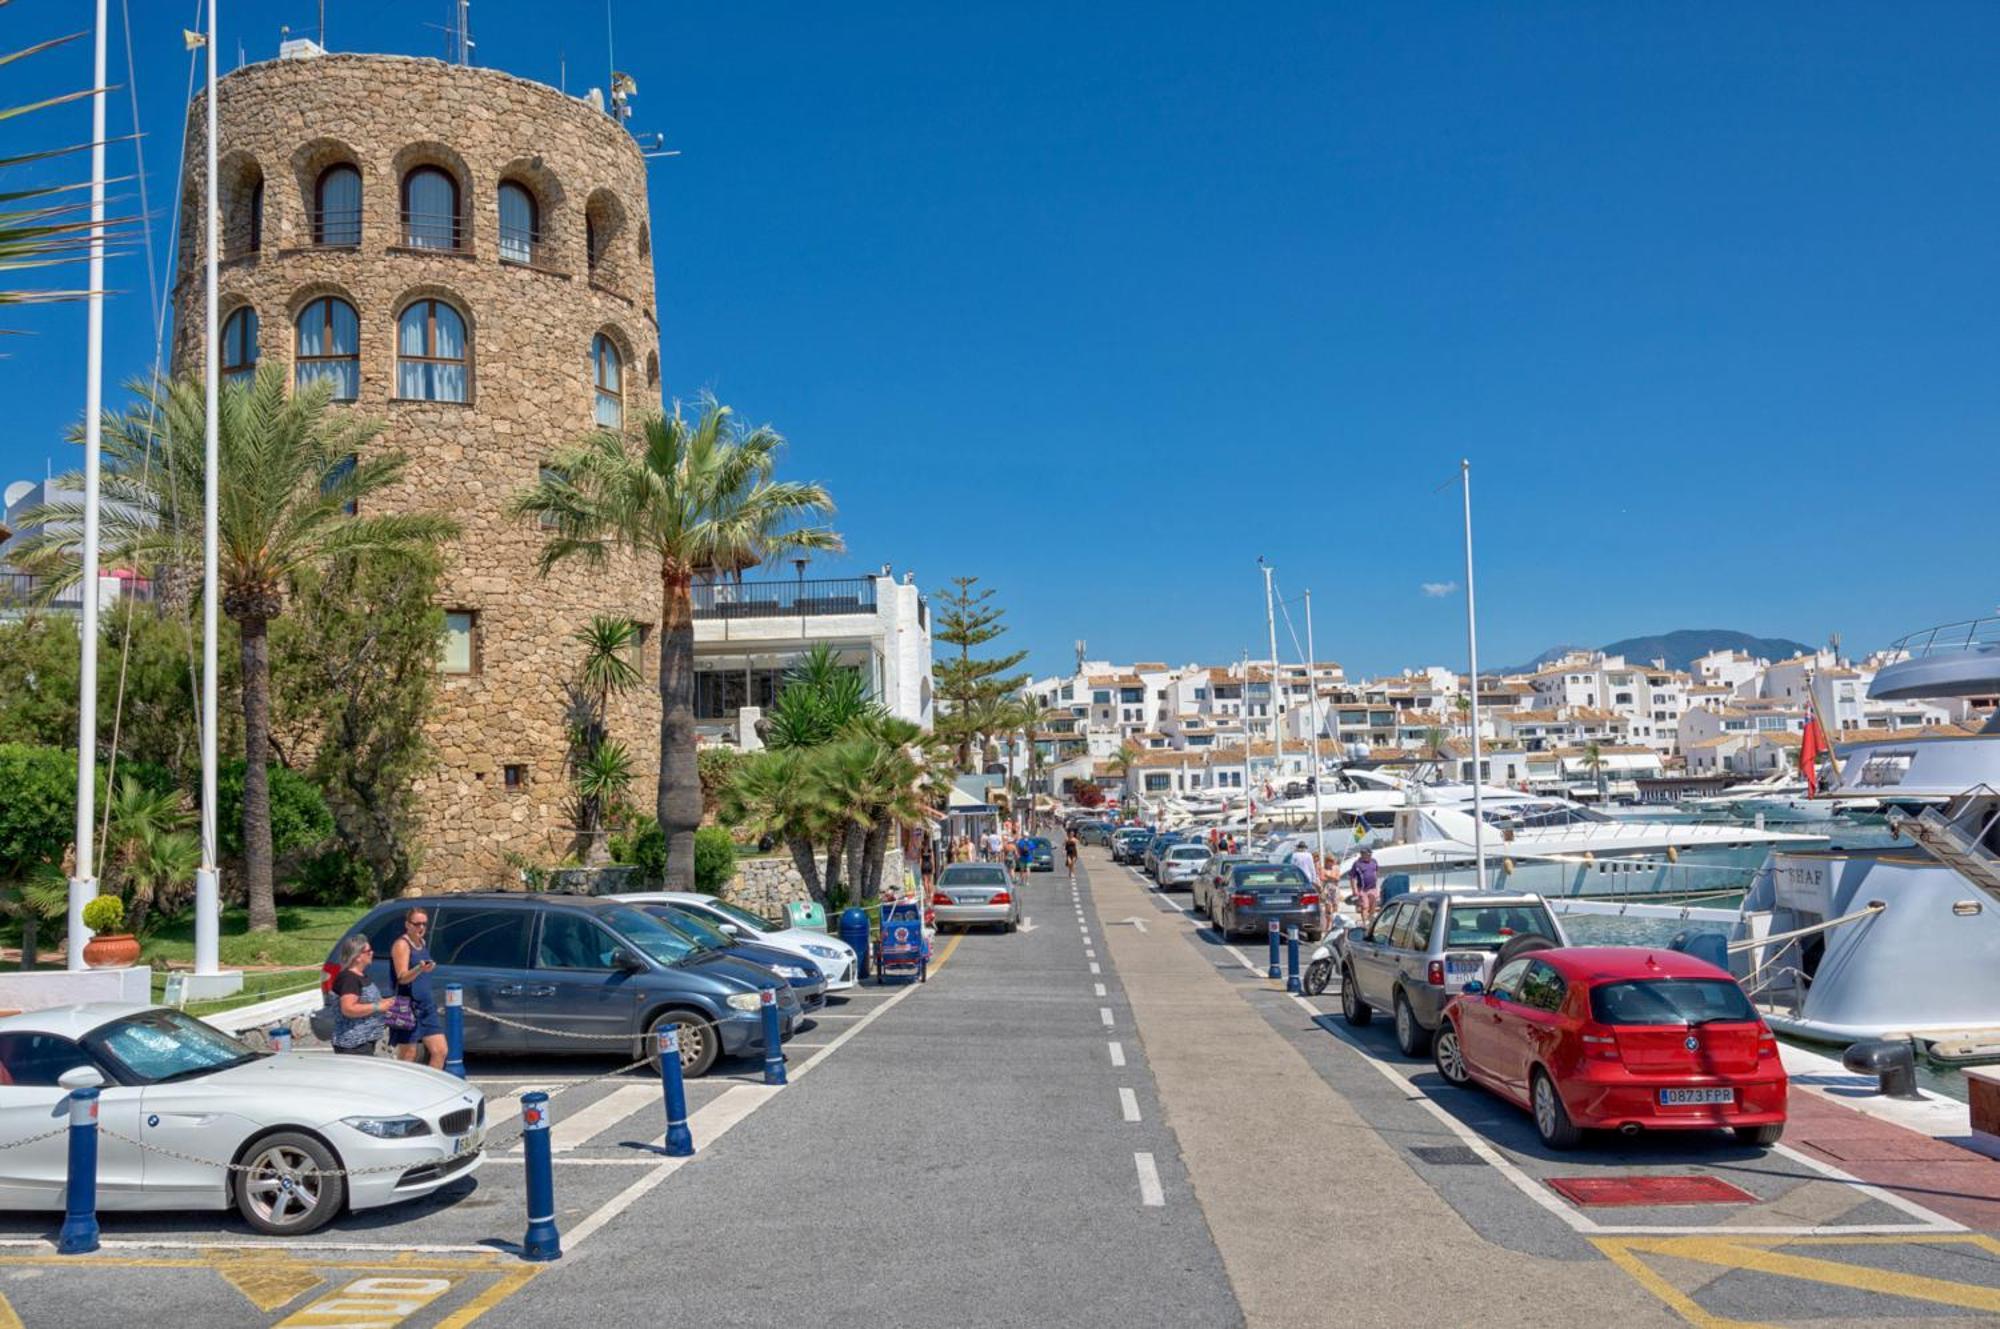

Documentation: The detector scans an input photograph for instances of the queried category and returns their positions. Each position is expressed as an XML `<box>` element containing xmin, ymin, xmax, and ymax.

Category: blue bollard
<box><xmin>1286</xmin><ymin>926</ymin><xmax>1302</xmax><ymax>994</ymax></box>
<box><xmin>1268</xmin><ymin>920</ymin><xmax>1281</xmax><ymax>980</ymax></box>
<box><xmin>656</xmin><ymin>1028</ymin><xmax>694</xmax><ymax>1157</ymax></box>
<box><xmin>519</xmin><ymin>1091</ymin><xmax>562</xmax><ymax>1261</ymax></box>
<box><xmin>268</xmin><ymin>1026</ymin><xmax>292</xmax><ymax>1053</ymax></box>
<box><xmin>57</xmin><ymin>1086</ymin><xmax>100</xmax><ymax>1255</ymax></box>
<box><xmin>443</xmin><ymin>983</ymin><xmax>466</xmax><ymax>1079</ymax></box>
<box><xmin>760</xmin><ymin>988</ymin><xmax>787</xmax><ymax>1086</ymax></box>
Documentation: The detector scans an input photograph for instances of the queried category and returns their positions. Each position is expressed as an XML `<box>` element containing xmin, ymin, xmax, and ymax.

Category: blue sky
<box><xmin>5</xmin><ymin>2</ymin><xmax>1998</xmax><ymax>678</ymax></box>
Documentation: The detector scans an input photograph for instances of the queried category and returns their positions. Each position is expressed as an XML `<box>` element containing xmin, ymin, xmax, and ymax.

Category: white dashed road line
<box><xmin>1118</xmin><ymin>1087</ymin><xmax>1141</xmax><ymax>1122</ymax></box>
<box><xmin>1108</xmin><ymin>1041</ymin><xmax>1126</xmax><ymax>1067</ymax></box>
<box><xmin>1093</xmin><ymin>982</ymin><xmax>1107</xmax><ymax>997</ymax></box>
<box><xmin>1134</xmin><ymin>1152</ymin><xmax>1165</xmax><ymax>1207</ymax></box>
<box><xmin>1100</xmin><ymin>1007</ymin><xmax>1115</xmax><ymax>1027</ymax></box>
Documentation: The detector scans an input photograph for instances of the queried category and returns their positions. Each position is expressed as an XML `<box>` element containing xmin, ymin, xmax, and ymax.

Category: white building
<box><xmin>693</xmin><ymin>569</ymin><xmax>932</xmax><ymax>749</ymax></box>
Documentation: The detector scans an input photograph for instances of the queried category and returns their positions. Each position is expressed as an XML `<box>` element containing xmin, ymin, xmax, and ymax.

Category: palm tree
<box><xmin>511</xmin><ymin>397</ymin><xmax>840</xmax><ymax>889</ymax></box>
<box><xmin>720</xmin><ymin>746</ymin><xmax>836</xmax><ymax>899</ymax></box>
<box><xmin>567</xmin><ymin>616</ymin><xmax>641</xmax><ymax>861</ymax></box>
<box><xmin>102</xmin><ymin>775</ymin><xmax>200</xmax><ymax>932</ymax></box>
<box><xmin>1583</xmin><ymin>741</ymin><xmax>1608</xmax><ymax>802</ymax></box>
<box><xmin>15</xmin><ymin>368</ymin><xmax>458</xmax><ymax>931</ymax></box>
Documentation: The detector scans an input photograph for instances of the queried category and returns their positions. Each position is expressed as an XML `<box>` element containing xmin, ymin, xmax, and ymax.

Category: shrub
<box><xmin>609</xmin><ymin>816</ymin><xmax>667</xmax><ymax>883</ymax></box>
<box><xmin>693</xmin><ymin>826</ymin><xmax>737</xmax><ymax>896</ymax></box>
<box><xmin>288</xmin><ymin>850</ymin><xmax>378</xmax><ymax>906</ymax></box>
<box><xmin>218</xmin><ymin>761</ymin><xmax>335</xmax><ymax>864</ymax></box>
<box><xmin>81</xmin><ymin>894</ymin><xmax>125</xmax><ymax>934</ymax></box>
<box><xmin>0</xmin><ymin>744</ymin><xmax>77</xmax><ymax>882</ymax></box>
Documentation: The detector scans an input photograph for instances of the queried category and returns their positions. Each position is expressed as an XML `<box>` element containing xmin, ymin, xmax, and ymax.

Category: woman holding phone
<box><xmin>390</xmin><ymin>906</ymin><xmax>448</xmax><ymax>1069</ymax></box>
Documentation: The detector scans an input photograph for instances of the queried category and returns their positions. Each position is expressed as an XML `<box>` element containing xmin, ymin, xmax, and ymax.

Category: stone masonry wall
<box><xmin>172</xmin><ymin>54</ymin><xmax>664</xmax><ymax>891</ymax></box>
<box><xmin>721</xmin><ymin>850</ymin><xmax>910</xmax><ymax>922</ymax></box>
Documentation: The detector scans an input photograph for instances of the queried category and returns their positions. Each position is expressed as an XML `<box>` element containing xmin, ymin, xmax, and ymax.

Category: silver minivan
<box><xmin>1335</xmin><ymin>891</ymin><xmax>1566</xmax><ymax>1058</ymax></box>
<box><xmin>1156</xmin><ymin>843</ymin><xmax>1212</xmax><ymax>891</ymax></box>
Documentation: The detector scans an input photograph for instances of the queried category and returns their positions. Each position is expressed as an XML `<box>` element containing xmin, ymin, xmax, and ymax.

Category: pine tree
<box><xmin>932</xmin><ymin>576</ymin><xmax>1029</xmax><ymax>771</ymax></box>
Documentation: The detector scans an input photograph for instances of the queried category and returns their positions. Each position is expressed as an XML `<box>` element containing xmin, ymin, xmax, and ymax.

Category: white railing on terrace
<box><xmin>1889</xmin><ymin>616</ymin><xmax>2000</xmax><ymax>659</ymax></box>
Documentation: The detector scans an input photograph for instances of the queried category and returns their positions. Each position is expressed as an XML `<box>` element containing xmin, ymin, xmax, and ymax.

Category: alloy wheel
<box><xmin>244</xmin><ymin>1143</ymin><xmax>325</xmax><ymax>1228</ymax></box>
<box><xmin>1534</xmin><ymin>1077</ymin><xmax>1558</xmax><ymax>1138</ymax></box>
<box><xmin>1436</xmin><ymin>1027</ymin><xmax>1466</xmax><ymax>1083</ymax></box>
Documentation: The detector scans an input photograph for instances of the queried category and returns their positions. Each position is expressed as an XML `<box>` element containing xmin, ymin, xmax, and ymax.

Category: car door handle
<box><xmin>528</xmin><ymin>985</ymin><xmax>557</xmax><ymax>998</ymax></box>
<box><xmin>496</xmin><ymin>984</ymin><xmax>526</xmax><ymax>996</ymax></box>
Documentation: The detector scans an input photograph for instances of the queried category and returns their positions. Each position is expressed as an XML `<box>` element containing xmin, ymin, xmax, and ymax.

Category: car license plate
<box><xmin>1268</xmin><ymin>897</ymin><xmax>1295</xmax><ymax>908</ymax></box>
<box><xmin>1658</xmin><ymin>1088</ymin><xmax>1734</xmax><ymax>1105</ymax></box>
<box><xmin>452</xmin><ymin>1128</ymin><xmax>483</xmax><ymax>1156</ymax></box>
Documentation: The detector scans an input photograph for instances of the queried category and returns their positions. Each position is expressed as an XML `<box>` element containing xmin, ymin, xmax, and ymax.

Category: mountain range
<box><xmin>1500</xmin><ymin>629</ymin><xmax>1814</xmax><ymax>675</ymax></box>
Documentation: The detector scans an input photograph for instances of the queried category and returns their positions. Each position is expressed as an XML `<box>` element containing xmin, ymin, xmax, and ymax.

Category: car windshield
<box><xmin>87</xmin><ymin>1009</ymin><xmax>260</xmax><ymax>1085</ymax></box>
<box><xmin>1445</xmin><ymin>905</ymin><xmax>1556</xmax><ymax>947</ymax></box>
<box><xmin>598</xmin><ymin>904</ymin><xmax>701</xmax><ymax>966</ymax></box>
<box><xmin>942</xmin><ymin>866</ymin><xmax>1010</xmax><ymax>885</ymax></box>
<box><xmin>636</xmin><ymin>905</ymin><xmax>727</xmax><ymax>957</ymax></box>
<box><xmin>1233</xmin><ymin>866</ymin><xmax>1307</xmax><ymax>890</ymax></box>
<box><xmin>701</xmin><ymin>898</ymin><xmax>775</xmax><ymax>935</ymax></box>
<box><xmin>1591</xmin><ymin>978</ymin><xmax>1757</xmax><ymax>1026</ymax></box>
<box><xmin>1169</xmin><ymin>847</ymin><xmax>1209</xmax><ymax>859</ymax></box>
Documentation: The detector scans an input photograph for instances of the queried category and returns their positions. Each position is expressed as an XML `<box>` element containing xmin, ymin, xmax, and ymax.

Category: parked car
<box><xmin>1212</xmin><ymin>863</ymin><xmax>1320</xmax><ymax>941</ymax></box>
<box><xmin>931</xmin><ymin>863</ymin><xmax>1022</xmax><ymax>932</ymax></box>
<box><xmin>1142</xmin><ymin>831</ymin><xmax>1190</xmax><ymax>878</ymax></box>
<box><xmin>627</xmin><ymin>901</ymin><xmax>829</xmax><ymax>1011</ymax></box>
<box><xmin>1020</xmin><ymin>837</ymin><xmax>1056</xmax><ymax>872</ymax></box>
<box><xmin>1432</xmin><ymin>947</ymin><xmax>1788</xmax><ymax>1150</ymax></box>
<box><xmin>0</xmin><ymin>1003</ymin><xmax>484</xmax><ymax>1236</ymax></box>
<box><xmin>1156</xmin><ymin>843</ymin><xmax>1213</xmax><ymax>891</ymax></box>
<box><xmin>1076</xmin><ymin>821</ymin><xmax>1116</xmax><ymax>846</ymax></box>
<box><xmin>1336</xmin><ymin>890</ymin><xmax>1566</xmax><ymax>1058</ymax></box>
<box><xmin>1111</xmin><ymin>829</ymin><xmax>1154</xmax><ymax>864</ymax></box>
<box><xmin>329</xmin><ymin>893</ymin><xmax>800</xmax><ymax>1077</ymax></box>
<box><xmin>612</xmin><ymin>891</ymin><xmax>859</xmax><ymax>991</ymax></box>
<box><xmin>1192</xmin><ymin>854</ymin><xmax>1259</xmax><ymax>918</ymax></box>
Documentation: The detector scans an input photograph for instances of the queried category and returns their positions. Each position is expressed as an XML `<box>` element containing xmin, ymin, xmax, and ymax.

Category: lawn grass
<box><xmin>138</xmin><ymin>904</ymin><xmax>369</xmax><ymax>969</ymax></box>
<box><xmin>147</xmin><ymin>966</ymin><xmax>326</xmax><ymax>1018</ymax></box>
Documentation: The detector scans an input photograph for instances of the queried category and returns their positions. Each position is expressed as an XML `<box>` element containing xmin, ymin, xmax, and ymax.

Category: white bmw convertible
<box><xmin>0</xmin><ymin>1003</ymin><xmax>484</xmax><ymax>1235</ymax></box>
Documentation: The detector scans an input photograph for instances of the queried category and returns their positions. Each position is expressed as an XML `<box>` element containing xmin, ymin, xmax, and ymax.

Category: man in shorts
<box><xmin>1346</xmin><ymin>847</ymin><xmax>1382</xmax><ymax>923</ymax></box>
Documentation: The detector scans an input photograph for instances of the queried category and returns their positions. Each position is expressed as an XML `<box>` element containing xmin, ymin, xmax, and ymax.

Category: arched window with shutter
<box><xmin>592</xmin><ymin>334</ymin><xmax>622</xmax><ymax>428</ymax></box>
<box><xmin>397</xmin><ymin>299</ymin><xmax>468</xmax><ymax>402</ymax></box>
<box><xmin>294</xmin><ymin>297</ymin><xmax>360</xmax><ymax>401</ymax></box>
<box><xmin>220</xmin><ymin>307</ymin><xmax>259</xmax><ymax>385</ymax></box>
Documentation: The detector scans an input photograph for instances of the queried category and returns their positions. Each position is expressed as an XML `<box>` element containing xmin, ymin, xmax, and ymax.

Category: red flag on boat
<box><xmin>1799</xmin><ymin>715</ymin><xmax>1828</xmax><ymax>796</ymax></box>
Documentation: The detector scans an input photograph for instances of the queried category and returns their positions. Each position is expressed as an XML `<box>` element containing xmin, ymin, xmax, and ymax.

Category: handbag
<box><xmin>383</xmin><ymin>995</ymin><xmax>416</xmax><ymax>1031</ymax></box>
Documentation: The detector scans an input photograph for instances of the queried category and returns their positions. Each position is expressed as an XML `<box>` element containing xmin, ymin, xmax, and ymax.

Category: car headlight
<box><xmin>777</xmin><ymin>965</ymin><xmax>812</xmax><ymax>979</ymax></box>
<box><xmin>802</xmin><ymin>944</ymin><xmax>842</xmax><ymax>959</ymax></box>
<box><xmin>342</xmin><ymin>1115</ymin><xmax>431</xmax><ymax>1139</ymax></box>
<box><xmin>725</xmin><ymin>992</ymin><xmax>763</xmax><ymax>1012</ymax></box>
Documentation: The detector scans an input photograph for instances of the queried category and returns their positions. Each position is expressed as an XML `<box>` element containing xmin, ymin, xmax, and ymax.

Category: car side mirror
<box><xmin>1346</xmin><ymin>927</ymin><xmax>1367</xmax><ymax>944</ymax></box>
<box><xmin>718</xmin><ymin>922</ymin><xmax>740</xmax><ymax>936</ymax></box>
<box><xmin>58</xmin><ymin>1065</ymin><xmax>105</xmax><ymax>1091</ymax></box>
<box><xmin>612</xmin><ymin>948</ymin><xmax>646</xmax><ymax>973</ymax></box>
<box><xmin>1460</xmin><ymin>980</ymin><xmax>1484</xmax><ymax>997</ymax></box>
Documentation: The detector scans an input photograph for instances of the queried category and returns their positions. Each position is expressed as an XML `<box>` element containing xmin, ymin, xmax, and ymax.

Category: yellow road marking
<box><xmin>928</xmin><ymin>930</ymin><xmax>964</xmax><ymax>975</ymax></box>
<box><xmin>215</xmin><ymin>1252</ymin><xmax>328</xmax><ymax>1311</ymax></box>
<box><xmin>1596</xmin><ymin>1233</ymin><xmax>2000</xmax><ymax>1326</ymax></box>
<box><xmin>276</xmin><ymin>1273</ymin><xmax>455</xmax><ymax>1327</ymax></box>
<box><xmin>0</xmin><ymin>1291</ymin><xmax>21</xmax><ymax>1329</ymax></box>
<box><xmin>432</xmin><ymin>1269</ymin><xmax>538</xmax><ymax>1329</ymax></box>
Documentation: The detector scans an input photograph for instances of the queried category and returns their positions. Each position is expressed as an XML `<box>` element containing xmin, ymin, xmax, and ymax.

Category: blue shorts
<box><xmin>390</xmin><ymin>1000</ymin><xmax>443</xmax><ymax>1045</ymax></box>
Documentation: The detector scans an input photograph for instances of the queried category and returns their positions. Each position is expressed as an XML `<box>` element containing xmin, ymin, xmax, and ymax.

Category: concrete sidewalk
<box><xmin>1088</xmin><ymin>850</ymin><xmax>1680</xmax><ymax>1329</ymax></box>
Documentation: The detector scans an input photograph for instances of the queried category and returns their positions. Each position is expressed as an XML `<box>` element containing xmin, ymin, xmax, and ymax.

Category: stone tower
<box><xmin>172</xmin><ymin>51</ymin><xmax>663</xmax><ymax>890</ymax></box>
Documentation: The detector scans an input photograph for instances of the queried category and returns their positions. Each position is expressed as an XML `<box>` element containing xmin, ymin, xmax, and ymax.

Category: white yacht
<box><xmin>1680</xmin><ymin>771</ymin><xmax>1878</xmax><ymax>826</ymax></box>
<box><xmin>1730</xmin><ymin>616</ymin><xmax>2000</xmax><ymax>1057</ymax></box>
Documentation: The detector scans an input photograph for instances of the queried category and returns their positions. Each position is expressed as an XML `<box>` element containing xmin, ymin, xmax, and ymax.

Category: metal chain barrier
<box><xmin>458</xmin><ymin>1006</ymin><xmax>670</xmax><ymax>1043</ymax></box>
<box><xmin>93</xmin><ymin>1126</ymin><xmax>422</xmax><ymax>1178</ymax></box>
<box><xmin>0</xmin><ymin>1127</ymin><xmax>73</xmax><ymax>1153</ymax></box>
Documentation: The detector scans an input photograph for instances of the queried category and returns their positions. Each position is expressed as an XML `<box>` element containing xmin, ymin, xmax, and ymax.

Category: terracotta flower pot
<box><xmin>82</xmin><ymin>933</ymin><xmax>141</xmax><ymax>970</ymax></box>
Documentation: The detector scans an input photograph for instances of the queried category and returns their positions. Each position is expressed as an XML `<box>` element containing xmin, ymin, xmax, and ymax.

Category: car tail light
<box><xmin>1300</xmin><ymin>893</ymin><xmax>1319</xmax><ymax>908</ymax></box>
<box><xmin>1579</xmin><ymin>1022</ymin><xmax>1621</xmax><ymax>1061</ymax></box>
<box><xmin>1758</xmin><ymin>1033</ymin><xmax>1779</xmax><ymax>1060</ymax></box>
<box><xmin>1427</xmin><ymin>960</ymin><xmax>1445</xmax><ymax>986</ymax></box>
<box><xmin>1231</xmin><ymin>893</ymin><xmax>1256</xmax><ymax>908</ymax></box>
<box><xmin>930</xmin><ymin>892</ymin><xmax>952</xmax><ymax>907</ymax></box>
<box><xmin>990</xmin><ymin>891</ymin><xmax>1012</xmax><ymax>905</ymax></box>
<box><xmin>321</xmin><ymin>962</ymin><xmax>341</xmax><ymax>993</ymax></box>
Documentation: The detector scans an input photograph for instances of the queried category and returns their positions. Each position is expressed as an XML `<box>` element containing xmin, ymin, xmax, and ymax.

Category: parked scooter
<box><xmin>1301</xmin><ymin>917</ymin><xmax>1351</xmax><ymax>996</ymax></box>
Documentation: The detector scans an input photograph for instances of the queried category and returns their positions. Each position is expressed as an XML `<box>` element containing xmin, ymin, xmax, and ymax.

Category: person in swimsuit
<box><xmin>390</xmin><ymin>906</ymin><xmax>447</xmax><ymax>1069</ymax></box>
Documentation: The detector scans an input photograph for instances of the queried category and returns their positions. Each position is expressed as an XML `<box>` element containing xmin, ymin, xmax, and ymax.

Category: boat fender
<box><xmin>1502</xmin><ymin>857</ymin><xmax>1515</xmax><ymax>875</ymax></box>
<box><xmin>1582</xmin><ymin>851</ymin><xmax>1595</xmax><ymax>864</ymax></box>
<box><xmin>1666</xmin><ymin>845</ymin><xmax>1679</xmax><ymax>863</ymax></box>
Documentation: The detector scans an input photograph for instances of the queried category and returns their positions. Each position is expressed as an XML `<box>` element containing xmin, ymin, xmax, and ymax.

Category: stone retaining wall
<box><xmin>721</xmin><ymin>849</ymin><xmax>909</xmax><ymax>921</ymax></box>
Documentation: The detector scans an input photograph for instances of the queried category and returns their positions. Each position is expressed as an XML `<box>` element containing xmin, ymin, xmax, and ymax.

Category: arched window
<box><xmin>397</xmin><ymin>299</ymin><xmax>467</xmax><ymax>402</ymax></box>
<box><xmin>592</xmin><ymin>334</ymin><xmax>622</xmax><ymax>428</ymax></box>
<box><xmin>497</xmin><ymin>182</ymin><xmax>538</xmax><ymax>265</ymax></box>
<box><xmin>245</xmin><ymin>177</ymin><xmax>263</xmax><ymax>253</ymax></box>
<box><xmin>401</xmin><ymin>167</ymin><xmax>460</xmax><ymax>250</ymax></box>
<box><xmin>220</xmin><ymin>307</ymin><xmax>259</xmax><ymax>385</ymax></box>
<box><xmin>586</xmin><ymin>215</ymin><xmax>603</xmax><ymax>273</ymax></box>
<box><xmin>294</xmin><ymin>297</ymin><xmax>360</xmax><ymax>401</ymax></box>
<box><xmin>314</xmin><ymin>165</ymin><xmax>361</xmax><ymax>246</ymax></box>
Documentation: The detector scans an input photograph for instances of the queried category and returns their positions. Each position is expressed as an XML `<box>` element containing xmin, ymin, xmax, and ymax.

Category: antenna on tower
<box><xmin>1074</xmin><ymin>639</ymin><xmax>1087</xmax><ymax>674</ymax></box>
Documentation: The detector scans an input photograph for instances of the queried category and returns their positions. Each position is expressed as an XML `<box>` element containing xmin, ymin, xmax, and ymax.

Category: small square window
<box><xmin>503</xmin><ymin>763</ymin><xmax>526</xmax><ymax>791</ymax></box>
<box><xmin>442</xmin><ymin>610</ymin><xmax>479</xmax><ymax>674</ymax></box>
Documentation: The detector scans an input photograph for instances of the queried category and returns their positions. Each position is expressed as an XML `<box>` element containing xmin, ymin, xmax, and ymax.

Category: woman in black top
<box><xmin>330</xmin><ymin>934</ymin><xmax>390</xmax><ymax>1055</ymax></box>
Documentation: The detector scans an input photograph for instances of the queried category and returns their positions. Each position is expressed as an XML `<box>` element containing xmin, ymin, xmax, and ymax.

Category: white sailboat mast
<box><xmin>68</xmin><ymin>0</ymin><xmax>110</xmax><ymax>970</ymax></box>
<box><xmin>1261</xmin><ymin>560</ymin><xmax>1283</xmax><ymax>790</ymax></box>
<box><xmin>1461</xmin><ymin>459</ymin><xmax>1486</xmax><ymax>888</ymax></box>
<box><xmin>1304</xmin><ymin>589</ymin><xmax>1326</xmax><ymax>858</ymax></box>
<box><xmin>195</xmin><ymin>0</ymin><xmax>223</xmax><ymax>977</ymax></box>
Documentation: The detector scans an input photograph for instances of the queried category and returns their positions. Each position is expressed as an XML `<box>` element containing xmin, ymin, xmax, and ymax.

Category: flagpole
<box><xmin>194</xmin><ymin>0</ymin><xmax>223</xmax><ymax>979</ymax></box>
<box><xmin>1461</xmin><ymin>459</ymin><xmax>1486</xmax><ymax>890</ymax></box>
<box><xmin>68</xmin><ymin>0</ymin><xmax>110</xmax><ymax>970</ymax></box>
<box><xmin>1260</xmin><ymin>559</ymin><xmax>1284</xmax><ymax>797</ymax></box>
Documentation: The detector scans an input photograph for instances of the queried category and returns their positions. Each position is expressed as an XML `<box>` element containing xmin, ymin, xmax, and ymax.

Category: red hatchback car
<box><xmin>1432</xmin><ymin>947</ymin><xmax>1787</xmax><ymax>1150</ymax></box>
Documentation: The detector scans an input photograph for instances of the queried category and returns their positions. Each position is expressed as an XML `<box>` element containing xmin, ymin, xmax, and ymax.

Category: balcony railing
<box><xmin>1891</xmin><ymin>616</ymin><xmax>2000</xmax><ymax>659</ymax></box>
<box><xmin>399</xmin><ymin>211</ymin><xmax>467</xmax><ymax>253</ymax></box>
<box><xmin>0</xmin><ymin>571</ymin><xmax>155</xmax><ymax>611</ymax></box>
<box><xmin>498</xmin><ymin>227</ymin><xmax>549</xmax><ymax>268</ymax></box>
<box><xmin>692</xmin><ymin>577</ymin><xmax>877</xmax><ymax>620</ymax></box>
<box><xmin>308</xmin><ymin>207</ymin><xmax>363</xmax><ymax>248</ymax></box>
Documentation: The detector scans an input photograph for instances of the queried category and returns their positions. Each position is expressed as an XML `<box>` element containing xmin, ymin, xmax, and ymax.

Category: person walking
<box><xmin>1288</xmin><ymin>839</ymin><xmax>1320</xmax><ymax>887</ymax></box>
<box><xmin>329</xmin><ymin>934</ymin><xmax>390</xmax><ymax>1057</ymax></box>
<box><xmin>1347</xmin><ymin>846</ymin><xmax>1382</xmax><ymax>924</ymax></box>
<box><xmin>390</xmin><ymin>906</ymin><xmax>447</xmax><ymax>1070</ymax></box>
<box><xmin>1063</xmin><ymin>828</ymin><xmax>1080</xmax><ymax>882</ymax></box>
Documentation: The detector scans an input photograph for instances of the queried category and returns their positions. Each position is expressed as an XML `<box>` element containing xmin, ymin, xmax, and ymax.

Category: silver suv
<box><xmin>1156</xmin><ymin>843</ymin><xmax>1213</xmax><ymax>891</ymax></box>
<box><xmin>1335</xmin><ymin>891</ymin><xmax>1566</xmax><ymax>1058</ymax></box>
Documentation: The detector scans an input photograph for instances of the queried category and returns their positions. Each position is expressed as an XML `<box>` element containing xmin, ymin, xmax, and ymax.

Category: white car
<box><xmin>611</xmin><ymin>892</ymin><xmax>858</xmax><ymax>990</ymax></box>
<box><xmin>0</xmin><ymin>1003</ymin><xmax>484</xmax><ymax>1236</ymax></box>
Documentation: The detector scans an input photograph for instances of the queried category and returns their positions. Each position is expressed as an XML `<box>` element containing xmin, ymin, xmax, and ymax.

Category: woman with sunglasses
<box><xmin>389</xmin><ymin>907</ymin><xmax>447</xmax><ymax>1069</ymax></box>
<box><xmin>329</xmin><ymin>934</ymin><xmax>390</xmax><ymax>1055</ymax></box>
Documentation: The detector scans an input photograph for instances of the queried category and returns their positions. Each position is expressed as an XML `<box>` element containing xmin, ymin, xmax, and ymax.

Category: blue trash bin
<box><xmin>838</xmin><ymin>907</ymin><xmax>872</xmax><ymax>981</ymax></box>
